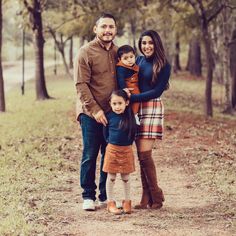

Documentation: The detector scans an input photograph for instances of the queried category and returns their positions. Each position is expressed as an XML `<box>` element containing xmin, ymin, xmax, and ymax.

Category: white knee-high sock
<box><xmin>121</xmin><ymin>173</ymin><xmax>130</xmax><ymax>200</ymax></box>
<box><xmin>106</xmin><ymin>173</ymin><xmax>116</xmax><ymax>201</ymax></box>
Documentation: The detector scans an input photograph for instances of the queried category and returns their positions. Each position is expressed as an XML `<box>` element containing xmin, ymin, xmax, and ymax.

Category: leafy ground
<box><xmin>0</xmin><ymin>70</ymin><xmax>235</xmax><ymax>236</ymax></box>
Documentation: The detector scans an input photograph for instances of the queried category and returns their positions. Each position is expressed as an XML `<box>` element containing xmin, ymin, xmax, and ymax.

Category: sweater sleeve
<box><xmin>130</xmin><ymin>63</ymin><xmax>171</xmax><ymax>102</ymax></box>
<box><xmin>116</xmin><ymin>66</ymin><xmax>128</xmax><ymax>89</ymax></box>
<box><xmin>103</xmin><ymin>125</ymin><xmax>109</xmax><ymax>143</ymax></box>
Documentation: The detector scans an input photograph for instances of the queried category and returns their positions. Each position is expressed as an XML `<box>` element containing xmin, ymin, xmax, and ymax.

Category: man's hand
<box><xmin>93</xmin><ymin>110</ymin><xmax>108</xmax><ymax>126</ymax></box>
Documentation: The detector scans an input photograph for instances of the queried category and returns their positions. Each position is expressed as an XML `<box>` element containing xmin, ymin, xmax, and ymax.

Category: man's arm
<box><xmin>74</xmin><ymin>48</ymin><xmax>107</xmax><ymax>125</ymax></box>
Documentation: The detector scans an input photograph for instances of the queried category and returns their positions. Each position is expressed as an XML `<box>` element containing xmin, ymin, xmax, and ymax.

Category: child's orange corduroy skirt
<box><xmin>103</xmin><ymin>143</ymin><xmax>135</xmax><ymax>174</ymax></box>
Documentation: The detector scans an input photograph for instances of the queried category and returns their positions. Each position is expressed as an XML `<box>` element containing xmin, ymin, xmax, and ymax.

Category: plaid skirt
<box><xmin>137</xmin><ymin>98</ymin><xmax>164</xmax><ymax>139</ymax></box>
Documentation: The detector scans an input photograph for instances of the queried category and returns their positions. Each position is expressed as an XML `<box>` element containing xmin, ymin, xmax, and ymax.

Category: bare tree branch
<box><xmin>225</xmin><ymin>4</ymin><xmax>236</xmax><ymax>10</ymax></box>
<box><xmin>188</xmin><ymin>0</ymin><xmax>200</xmax><ymax>16</ymax></box>
<box><xmin>45</xmin><ymin>14</ymin><xmax>85</xmax><ymax>32</ymax></box>
<box><xmin>23</xmin><ymin>0</ymin><xmax>33</xmax><ymax>13</ymax></box>
<box><xmin>207</xmin><ymin>4</ymin><xmax>225</xmax><ymax>23</ymax></box>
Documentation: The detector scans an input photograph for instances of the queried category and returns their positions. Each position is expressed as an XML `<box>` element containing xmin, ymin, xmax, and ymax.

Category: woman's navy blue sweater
<box><xmin>130</xmin><ymin>56</ymin><xmax>171</xmax><ymax>102</ymax></box>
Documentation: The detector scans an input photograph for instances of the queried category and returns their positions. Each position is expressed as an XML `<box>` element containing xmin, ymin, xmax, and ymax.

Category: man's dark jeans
<box><xmin>79</xmin><ymin>113</ymin><xmax>107</xmax><ymax>201</ymax></box>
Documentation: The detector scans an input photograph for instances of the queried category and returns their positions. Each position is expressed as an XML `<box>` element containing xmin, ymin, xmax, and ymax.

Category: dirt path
<box><xmin>44</xmin><ymin>111</ymin><xmax>236</xmax><ymax>236</ymax></box>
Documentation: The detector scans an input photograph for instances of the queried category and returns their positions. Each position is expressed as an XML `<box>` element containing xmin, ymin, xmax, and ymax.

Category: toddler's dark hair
<box><xmin>117</xmin><ymin>45</ymin><xmax>135</xmax><ymax>59</ymax></box>
<box><xmin>110</xmin><ymin>90</ymin><xmax>136</xmax><ymax>140</ymax></box>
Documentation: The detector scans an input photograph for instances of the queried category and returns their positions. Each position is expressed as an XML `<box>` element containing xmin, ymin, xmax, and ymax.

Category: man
<box><xmin>74</xmin><ymin>13</ymin><xmax>118</xmax><ymax>211</ymax></box>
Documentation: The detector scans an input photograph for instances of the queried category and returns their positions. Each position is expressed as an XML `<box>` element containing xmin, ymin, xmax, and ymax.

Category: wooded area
<box><xmin>0</xmin><ymin>0</ymin><xmax>236</xmax><ymax>116</ymax></box>
<box><xmin>1</xmin><ymin>1</ymin><xmax>236</xmax><ymax>235</ymax></box>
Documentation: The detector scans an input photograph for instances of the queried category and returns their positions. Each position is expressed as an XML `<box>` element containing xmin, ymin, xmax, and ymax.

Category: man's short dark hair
<box><xmin>96</xmin><ymin>12</ymin><xmax>116</xmax><ymax>25</ymax></box>
<box><xmin>117</xmin><ymin>45</ymin><xmax>135</xmax><ymax>59</ymax></box>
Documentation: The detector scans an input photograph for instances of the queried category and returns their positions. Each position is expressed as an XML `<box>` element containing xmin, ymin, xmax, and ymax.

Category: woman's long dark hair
<box><xmin>110</xmin><ymin>90</ymin><xmax>136</xmax><ymax>140</ymax></box>
<box><xmin>138</xmin><ymin>30</ymin><xmax>168</xmax><ymax>86</ymax></box>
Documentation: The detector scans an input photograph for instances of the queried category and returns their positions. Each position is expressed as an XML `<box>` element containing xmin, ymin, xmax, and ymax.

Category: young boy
<box><xmin>116</xmin><ymin>45</ymin><xmax>140</xmax><ymax>124</ymax></box>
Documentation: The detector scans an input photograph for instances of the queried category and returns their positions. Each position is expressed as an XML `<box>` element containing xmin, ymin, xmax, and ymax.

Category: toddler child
<box><xmin>116</xmin><ymin>45</ymin><xmax>140</xmax><ymax>124</ymax></box>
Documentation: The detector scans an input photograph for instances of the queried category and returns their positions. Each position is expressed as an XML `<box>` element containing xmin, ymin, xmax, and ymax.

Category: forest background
<box><xmin>0</xmin><ymin>0</ymin><xmax>236</xmax><ymax>235</ymax></box>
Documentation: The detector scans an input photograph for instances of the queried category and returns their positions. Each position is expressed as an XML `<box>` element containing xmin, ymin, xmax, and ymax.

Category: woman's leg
<box><xmin>136</xmin><ymin>138</ymin><xmax>155</xmax><ymax>152</ymax></box>
<box><xmin>134</xmin><ymin>138</ymin><xmax>155</xmax><ymax>209</ymax></box>
<box><xmin>121</xmin><ymin>173</ymin><xmax>132</xmax><ymax>214</ymax></box>
<box><xmin>135</xmin><ymin>138</ymin><xmax>164</xmax><ymax>209</ymax></box>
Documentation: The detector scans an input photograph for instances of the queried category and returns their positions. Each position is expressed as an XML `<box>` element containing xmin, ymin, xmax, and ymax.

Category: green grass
<box><xmin>0</xmin><ymin>71</ymin><xmax>77</xmax><ymax>235</ymax></box>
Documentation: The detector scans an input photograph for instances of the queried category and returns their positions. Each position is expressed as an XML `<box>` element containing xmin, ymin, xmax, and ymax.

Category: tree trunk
<box><xmin>0</xmin><ymin>0</ymin><xmax>5</xmax><ymax>112</ymax></box>
<box><xmin>60</xmin><ymin>48</ymin><xmax>71</xmax><ymax>77</ymax></box>
<box><xmin>50</xmin><ymin>31</ymin><xmax>72</xmax><ymax>78</ymax></box>
<box><xmin>174</xmin><ymin>33</ymin><xmax>181</xmax><ymax>72</ymax></box>
<box><xmin>33</xmin><ymin>0</ymin><xmax>50</xmax><ymax>100</ymax></box>
<box><xmin>202</xmin><ymin>26</ymin><xmax>214</xmax><ymax>116</ymax></box>
<box><xmin>130</xmin><ymin>18</ymin><xmax>137</xmax><ymax>53</ymax></box>
<box><xmin>69</xmin><ymin>36</ymin><xmax>73</xmax><ymax>69</ymax></box>
<box><xmin>79</xmin><ymin>37</ymin><xmax>85</xmax><ymax>48</ymax></box>
<box><xmin>222</xmin><ymin>5</ymin><xmax>233</xmax><ymax>114</ymax></box>
<box><xmin>211</xmin><ymin>24</ymin><xmax>224</xmax><ymax>84</ymax></box>
<box><xmin>230</xmin><ymin>29</ymin><xmax>236</xmax><ymax>108</ymax></box>
<box><xmin>186</xmin><ymin>35</ymin><xmax>202</xmax><ymax>76</ymax></box>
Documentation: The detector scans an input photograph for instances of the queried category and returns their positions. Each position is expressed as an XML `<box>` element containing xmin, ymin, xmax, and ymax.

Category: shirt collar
<box><xmin>95</xmin><ymin>37</ymin><xmax>114</xmax><ymax>51</ymax></box>
<box><xmin>116</xmin><ymin>61</ymin><xmax>139</xmax><ymax>72</ymax></box>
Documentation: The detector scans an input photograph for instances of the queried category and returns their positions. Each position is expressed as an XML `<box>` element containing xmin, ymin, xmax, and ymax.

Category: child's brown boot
<box><xmin>122</xmin><ymin>200</ymin><xmax>132</xmax><ymax>214</ymax></box>
<box><xmin>107</xmin><ymin>201</ymin><xmax>122</xmax><ymax>215</ymax></box>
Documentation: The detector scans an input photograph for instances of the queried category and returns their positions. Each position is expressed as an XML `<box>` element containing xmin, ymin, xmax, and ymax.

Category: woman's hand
<box><xmin>123</xmin><ymin>88</ymin><xmax>133</xmax><ymax>98</ymax></box>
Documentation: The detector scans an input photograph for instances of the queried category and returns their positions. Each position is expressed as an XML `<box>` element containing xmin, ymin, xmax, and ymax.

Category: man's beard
<box><xmin>98</xmin><ymin>34</ymin><xmax>114</xmax><ymax>43</ymax></box>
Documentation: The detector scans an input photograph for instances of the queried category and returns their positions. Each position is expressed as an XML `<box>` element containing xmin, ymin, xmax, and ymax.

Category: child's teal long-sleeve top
<box><xmin>103</xmin><ymin>111</ymin><xmax>134</xmax><ymax>146</ymax></box>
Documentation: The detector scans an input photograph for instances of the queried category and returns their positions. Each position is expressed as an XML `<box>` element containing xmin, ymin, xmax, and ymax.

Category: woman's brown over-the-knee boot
<box><xmin>134</xmin><ymin>151</ymin><xmax>153</xmax><ymax>209</ymax></box>
<box><xmin>140</xmin><ymin>150</ymin><xmax>164</xmax><ymax>209</ymax></box>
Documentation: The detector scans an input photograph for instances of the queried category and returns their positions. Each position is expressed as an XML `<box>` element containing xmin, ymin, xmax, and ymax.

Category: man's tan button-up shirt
<box><xmin>74</xmin><ymin>38</ymin><xmax>118</xmax><ymax>120</ymax></box>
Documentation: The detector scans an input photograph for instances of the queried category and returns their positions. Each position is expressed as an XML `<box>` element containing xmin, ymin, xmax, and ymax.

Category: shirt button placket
<box><xmin>109</xmin><ymin>52</ymin><xmax>114</xmax><ymax>74</ymax></box>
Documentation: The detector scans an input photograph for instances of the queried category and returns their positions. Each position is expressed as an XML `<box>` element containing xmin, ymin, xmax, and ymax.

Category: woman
<box><xmin>129</xmin><ymin>30</ymin><xmax>171</xmax><ymax>209</ymax></box>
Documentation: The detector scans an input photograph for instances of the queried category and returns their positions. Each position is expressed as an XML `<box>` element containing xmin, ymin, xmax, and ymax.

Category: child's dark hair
<box><xmin>117</xmin><ymin>45</ymin><xmax>135</xmax><ymax>59</ymax></box>
<box><xmin>110</xmin><ymin>90</ymin><xmax>136</xmax><ymax>140</ymax></box>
